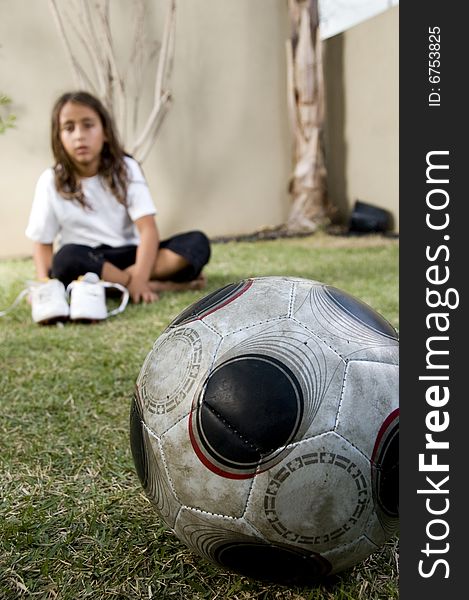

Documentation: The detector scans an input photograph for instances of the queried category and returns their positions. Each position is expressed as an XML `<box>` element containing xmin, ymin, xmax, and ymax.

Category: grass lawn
<box><xmin>0</xmin><ymin>233</ymin><xmax>399</xmax><ymax>599</ymax></box>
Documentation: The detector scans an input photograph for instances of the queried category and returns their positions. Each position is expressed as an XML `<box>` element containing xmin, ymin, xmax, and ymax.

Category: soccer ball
<box><xmin>130</xmin><ymin>277</ymin><xmax>399</xmax><ymax>585</ymax></box>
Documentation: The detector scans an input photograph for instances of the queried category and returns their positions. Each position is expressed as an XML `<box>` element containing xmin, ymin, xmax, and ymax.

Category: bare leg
<box><xmin>129</xmin><ymin>248</ymin><xmax>207</xmax><ymax>292</ymax></box>
<box><xmin>100</xmin><ymin>250</ymin><xmax>183</xmax><ymax>287</ymax></box>
<box><xmin>148</xmin><ymin>273</ymin><xmax>207</xmax><ymax>293</ymax></box>
<box><xmin>152</xmin><ymin>248</ymin><xmax>191</xmax><ymax>279</ymax></box>
<box><xmin>101</xmin><ymin>261</ymin><xmax>130</xmax><ymax>287</ymax></box>
<box><xmin>101</xmin><ymin>249</ymin><xmax>206</xmax><ymax>293</ymax></box>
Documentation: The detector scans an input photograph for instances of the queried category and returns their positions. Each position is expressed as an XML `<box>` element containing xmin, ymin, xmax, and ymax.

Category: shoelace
<box><xmin>0</xmin><ymin>279</ymin><xmax>45</xmax><ymax>318</ymax></box>
<box><xmin>66</xmin><ymin>278</ymin><xmax>130</xmax><ymax>317</ymax></box>
<box><xmin>101</xmin><ymin>282</ymin><xmax>129</xmax><ymax>317</ymax></box>
<box><xmin>0</xmin><ymin>287</ymin><xmax>31</xmax><ymax>317</ymax></box>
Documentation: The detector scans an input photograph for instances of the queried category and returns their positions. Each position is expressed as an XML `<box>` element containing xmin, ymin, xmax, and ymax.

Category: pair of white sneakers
<box><xmin>29</xmin><ymin>272</ymin><xmax>129</xmax><ymax>325</ymax></box>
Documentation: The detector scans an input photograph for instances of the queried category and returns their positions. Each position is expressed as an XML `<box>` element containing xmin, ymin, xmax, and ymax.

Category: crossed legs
<box><xmin>51</xmin><ymin>231</ymin><xmax>211</xmax><ymax>298</ymax></box>
<box><xmin>101</xmin><ymin>248</ymin><xmax>206</xmax><ymax>293</ymax></box>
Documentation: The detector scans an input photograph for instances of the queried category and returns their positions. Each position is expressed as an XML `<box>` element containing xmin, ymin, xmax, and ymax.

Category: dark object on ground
<box><xmin>348</xmin><ymin>200</ymin><xmax>393</xmax><ymax>234</ymax></box>
<box><xmin>211</xmin><ymin>228</ymin><xmax>315</xmax><ymax>244</ymax></box>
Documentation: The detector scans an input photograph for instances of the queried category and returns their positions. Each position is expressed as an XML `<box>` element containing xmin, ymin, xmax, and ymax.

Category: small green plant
<box><xmin>0</xmin><ymin>93</ymin><xmax>16</xmax><ymax>134</ymax></box>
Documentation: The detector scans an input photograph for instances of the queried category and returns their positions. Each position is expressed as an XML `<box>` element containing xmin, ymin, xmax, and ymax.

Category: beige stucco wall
<box><xmin>0</xmin><ymin>0</ymin><xmax>291</xmax><ymax>259</ymax></box>
<box><xmin>323</xmin><ymin>5</ymin><xmax>399</xmax><ymax>231</ymax></box>
<box><xmin>0</xmin><ymin>2</ymin><xmax>399</xmax><ymax>260</ymax></box>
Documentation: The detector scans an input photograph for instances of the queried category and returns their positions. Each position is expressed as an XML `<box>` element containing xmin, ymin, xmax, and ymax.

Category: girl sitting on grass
<box><xmin>24</xmin><ymin>91</ymin><xmax>210</xmax><ymax>323</ymax></box>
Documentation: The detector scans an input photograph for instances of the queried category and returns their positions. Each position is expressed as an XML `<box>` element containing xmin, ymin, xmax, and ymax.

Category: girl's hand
<box><xmin>128</xmin><ymin>275</ymin><xmax>159</xmax><ymax>304</ymax></box>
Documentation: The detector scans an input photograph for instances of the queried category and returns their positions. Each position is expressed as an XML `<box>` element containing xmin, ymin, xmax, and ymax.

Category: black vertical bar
<box><xmin>400</xmin><ymin>2</ymin><xmax>466</xmax><ymax>598</ymax></box>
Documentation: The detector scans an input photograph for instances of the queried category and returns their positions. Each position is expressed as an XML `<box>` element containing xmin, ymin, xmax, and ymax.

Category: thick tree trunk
<box><xmin>285</xmin><ymin>0</ymin><xmax>332</xmax><ymax>233</ymax></box>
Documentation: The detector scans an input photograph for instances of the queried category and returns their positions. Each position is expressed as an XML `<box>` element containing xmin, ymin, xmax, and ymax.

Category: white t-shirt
<box><xmin>25</xmin><ymin>156</ymin><xmax>157</xmax><ymax>249</ymax></box>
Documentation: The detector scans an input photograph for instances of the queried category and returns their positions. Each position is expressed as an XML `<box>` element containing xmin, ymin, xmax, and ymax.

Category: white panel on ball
<box><xmin>244</xmin><ymin>432</ymin><xmax>372</xmax><ymax>557</ymax></box>
<box><xmin>201</xmin><ymin>277</ymin><xmax>293</xmax><ymax>335</ymax></box>
<box><xmin>137</xmin><ymin>320</ymin><xmax>221</xmax><ymax>436</ymax></box>
<box><xmin>336</xmin><ymin>361</ymin><xmax>399</xmax><ymax>458</ymax></box>
<box><xmin>161</xmin><ymin>416</ymin><xmax>254</xmax><ymax>518</ymax></box>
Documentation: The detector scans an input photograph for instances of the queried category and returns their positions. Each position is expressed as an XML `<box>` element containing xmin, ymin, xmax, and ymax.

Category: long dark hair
<box><xmin>51</xmin><ymin>91</ymin><xmax>129</xmax><ymax>208</ymax></box>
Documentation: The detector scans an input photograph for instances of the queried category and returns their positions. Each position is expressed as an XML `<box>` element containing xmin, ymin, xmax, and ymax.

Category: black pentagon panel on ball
<box><xmin>129</xmin><ymin>392</ymin><xmax>149</xmax><ymax>489</ymax></box>
<box><xmin>213</xmin><ymin>541</ymin><xmax>332</xmax><ymax>585</ymax></box>
<box><xmin>194</xmin><ymin>354</ymin><xmax>304</xmax><ymax>474</ymax></box>
<box><xmin>374</xmin><ymin>421</ymin><xmax>399</xmax><ymax>518</ymax></box>
<box><xmin>371</xmin><ymin>409</ymin><xmax>399</xmax><ymax>531</ymax></box>
<box><xmin>168</xmin><ymin>279</ymin><xmax>252</xmax><ymax>328</ymax></box>
<box><xmin>196</xmin><ymin>402</ymin><xmax>262</xmax><ymax>467</ymax></box>
<box><xmin>325</xmin><ymin>286</ymin><xmax>398</xmax><ymax>339</ymax></box>
<box><xmin>378</xmin><ymin>436</ymin><xmax>399</xmax><ymax>518</ymax></box>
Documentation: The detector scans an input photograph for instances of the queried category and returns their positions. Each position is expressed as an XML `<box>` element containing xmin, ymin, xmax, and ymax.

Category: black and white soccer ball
<box><xmin>130</xmin><ymin>277</ymin><xmax>399</xmax><ymax>585</ymax></box>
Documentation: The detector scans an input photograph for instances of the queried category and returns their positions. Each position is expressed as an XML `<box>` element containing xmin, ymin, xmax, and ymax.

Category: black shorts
<box><xmin>51</xmin><ymin>230</ymin><xmax>211</xmax><ymax>287</ymax></box>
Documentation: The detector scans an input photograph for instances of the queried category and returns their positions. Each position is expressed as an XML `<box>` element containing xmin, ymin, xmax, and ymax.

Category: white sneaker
<box><xmin>29</xmin><ymin>279</ymin><xmax>70</xmax><ymax>325</ymax></box>
<box><xmin>67</xmin><ymin>272</ymin><xmax>129</xmax><ymax>322</ymax></box>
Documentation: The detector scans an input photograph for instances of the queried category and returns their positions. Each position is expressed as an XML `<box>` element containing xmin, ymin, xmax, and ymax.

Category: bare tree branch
<box><xmin>130</xmin><ymin>0</ymin><xmax>176</xmax><ymax>158</ymax></box>
<box><xmin>48</xmin><ymin>0</ymin><xmax>176</xmax><ymax>163</ymax></box>
<box><xmin>48</xmin><ymin>0</ymin><xmax>95</xmax><ymax>90</ymax></box>
<box><xmin>78</xmin><ymin>0</ymin><xmax>107</xmax><ymax>96</ymax></box>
